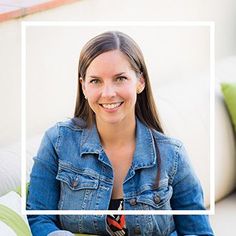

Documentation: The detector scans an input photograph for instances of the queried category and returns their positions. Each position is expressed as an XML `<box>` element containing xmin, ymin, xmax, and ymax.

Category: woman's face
<box><xmin>81</xmin><ymin>50</ymin><xmax>145</xmax><ymax>126</ymax></box>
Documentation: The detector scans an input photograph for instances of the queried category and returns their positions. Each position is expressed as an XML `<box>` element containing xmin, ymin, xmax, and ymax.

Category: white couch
<box><xmin>209</xmin><ymin>57</ymin><xmax>236</xmax><ymax>235</ymax></box>
<box><xmin>0</xmin><ymin>56</ymin><xmax>235</xmax><ymax>235</ymax></box>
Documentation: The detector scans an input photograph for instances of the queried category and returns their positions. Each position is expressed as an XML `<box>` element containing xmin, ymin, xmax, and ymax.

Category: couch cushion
<box><xmin>154</xmin><ymin>72</ymin><xmax>236</xmax><ymax>205</ymax></box>
<box><xmin>0</xmin><ymin>191</ymin><xmax>31</xmax><ymax>236</ymax></box>
<box><xmin>0</xmin><ymin>149</ymin><xmax>20</xmax><ymax>196</ymax></box>
<box><xmin>0</xmin><ymin>134</ymin><xmax>43</xmax><ymax>196</ymax></box>
<box><xmin>210</xmin><ymin>191</ymin><xmax>236</xmax><ymax>235</ymax></box>
<box><xmin>214</xmin><ymin>86</ymin><xmax>236</xmax><ymax>202</ymax></box>
<box><xmin>221</xmin><ymin>83</ymin><xmax>236</xmax><ymax>132</ymax></box>
<box><xmin>155</xmin><ymin>76</ymin><xmax>211</xmax><ymax>206</ymax></box>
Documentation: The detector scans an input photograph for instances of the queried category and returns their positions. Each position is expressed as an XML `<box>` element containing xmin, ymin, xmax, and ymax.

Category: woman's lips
<box><xmin>99</xmin><ymin>102</ymin><xmax>123</xmax><ymax>110</ymax></box>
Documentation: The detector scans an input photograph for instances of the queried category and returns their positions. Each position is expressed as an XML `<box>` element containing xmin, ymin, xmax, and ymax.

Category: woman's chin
<box><xmin>96</xmin><ymin>116</ymin><xmax>126</xmax><ymax>126</ymax></box>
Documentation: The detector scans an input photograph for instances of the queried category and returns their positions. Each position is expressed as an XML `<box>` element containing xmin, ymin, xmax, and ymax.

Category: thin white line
<box><xmin>24</xmin><ymin>210</ymin><xmax>212</xmax><ymax>215</ymax></box>
<box><xmin>209</xmin><ymin>22</ymin><xmax>215</xmax><ymax>214</ymax></box>
<box><xmin>22</xmin><ymin>21</ymin><xmax>214</xmax><ymax>27</ymax></box>
<box><xmin>21</xmin><ymin>21</ymin><xmax>27</xmax><ymax>214</ymax></box>
<box><xmin>22</xmin><ymin>21</ymin><xmax>213</xmax><ymax>215</ymax></box>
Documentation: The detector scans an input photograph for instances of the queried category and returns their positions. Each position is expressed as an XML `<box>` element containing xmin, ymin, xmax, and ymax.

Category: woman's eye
<box><xmin>116</xmin><ymin>76</ymin><xmax>127</xmax><ymax>82</ymax></box>
<box><xmin>90</xmin><ymin>79</ymin><xmax>100</xmax><ymax>84</ymax></box>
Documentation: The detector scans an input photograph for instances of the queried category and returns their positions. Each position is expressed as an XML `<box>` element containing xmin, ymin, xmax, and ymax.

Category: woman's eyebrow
<box><xmin>88</xmin><ymin>72</ymin><xmax>126</xmax><ymax>79</ymax></box>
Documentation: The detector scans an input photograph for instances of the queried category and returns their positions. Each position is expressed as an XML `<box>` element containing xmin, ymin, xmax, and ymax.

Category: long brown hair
<box><xmin>74</xmin><ymin>31</ymin><xmax>164</xmax><ymax>134</ymax></box>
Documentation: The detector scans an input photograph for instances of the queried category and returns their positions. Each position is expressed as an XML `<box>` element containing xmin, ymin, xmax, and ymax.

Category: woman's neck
<box><xmin>96</xmin><ymin>118</ymin><xmax>136</xmax><ymax>149</ymax></box>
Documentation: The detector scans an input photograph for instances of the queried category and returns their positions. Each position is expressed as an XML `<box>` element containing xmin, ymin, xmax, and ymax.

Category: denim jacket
<box><xmin>27</xmin><ymin>118</ymin><xmax>214</xmax><ymax>236</ymax></box>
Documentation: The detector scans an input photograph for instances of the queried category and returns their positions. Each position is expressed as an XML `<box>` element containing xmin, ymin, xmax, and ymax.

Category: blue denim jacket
<box><xmin>27</xmin><ymin>118</ymin><xmax>214</xmax><ymax>236</ymax></box>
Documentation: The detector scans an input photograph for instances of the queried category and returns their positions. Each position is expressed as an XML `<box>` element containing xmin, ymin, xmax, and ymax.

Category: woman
<box><xmin>27</xmin><ymin>31</ymin><xmax>214</xmax><ymax>236</ymax></box>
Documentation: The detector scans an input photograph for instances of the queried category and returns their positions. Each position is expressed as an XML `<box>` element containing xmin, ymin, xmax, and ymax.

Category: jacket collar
<box><xmin>132</xmin><ymin>119</ymin><xmax>156</xmax><ymax>170</ymax></box>
<box><xmin>80</xmin><ymin>122</ymin><xmax>103</xmax><ymax>155</ymax></box>
<box><xmin>80</xmin><ymin>118</ymin><xmax>156</xmax><ymax>170</ymax></box>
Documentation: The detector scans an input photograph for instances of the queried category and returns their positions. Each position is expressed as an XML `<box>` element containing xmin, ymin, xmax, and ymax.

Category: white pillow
<box><xmin>155</xmin><ymin>76</ymin><xmax>211</xmax><ymax>207</ymax></box>
<box><xmin>0</xmin><ymin>191</ymin><xmax>31</xmax><ymax>235</ymax></box>
<box><xmin>0</xmin><ymin>134</ymin><xmax>43</xmax><ymax>196</ymax></box>
<box><xmin>0</xmin><ymin>221</ymin><xmax>16</xmax><ymax>236</ymax></box>
<box><xmin>0</xmin><ymin>149</ymin><xmax>20</xmax><ymax>196</ymax></box>
<box><xmin>26</xmin><ymin>134</ymin><xmax>44</xmax><ymax>179</ymax></box>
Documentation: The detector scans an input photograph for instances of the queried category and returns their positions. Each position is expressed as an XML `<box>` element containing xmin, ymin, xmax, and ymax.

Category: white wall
<box><xmin>0</xmin><ymin>20</ymin><xmax>21</xmax><ymax>147</ymax></box>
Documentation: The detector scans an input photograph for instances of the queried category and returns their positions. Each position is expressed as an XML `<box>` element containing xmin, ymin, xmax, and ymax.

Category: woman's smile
<box><xmin>99</xmin><ymin>101</ymin><xmax>124</xmax><ymax>111</ymax></box>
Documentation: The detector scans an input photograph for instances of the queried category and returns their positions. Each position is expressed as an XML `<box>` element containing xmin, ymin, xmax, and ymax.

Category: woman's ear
<box><xmin>137</xmin><ymin>76</ymin><xmax>145</xmax><ymax>94</ymax></box>
<box><xmin>80</xmin><ymin>77</ymin><xmax>87</xmax><ymax>98</ymax></box>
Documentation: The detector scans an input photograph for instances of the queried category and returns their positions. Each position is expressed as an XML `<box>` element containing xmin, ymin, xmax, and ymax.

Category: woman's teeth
<box><xmin>101</xmin><ymin>102</ymin><xmax>122</xmax><ymax>109</ymax></box>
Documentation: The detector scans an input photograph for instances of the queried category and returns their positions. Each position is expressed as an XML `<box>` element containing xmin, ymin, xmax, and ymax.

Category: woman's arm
<box><xmin>27</xmin><ymin>126</ymin><xmax>73</xmax><ymax>236</ymax></box>
<box><xmin>170</xmin><ymin>144</ymin><xmax>214</xmax><ymax>236</ymax></box>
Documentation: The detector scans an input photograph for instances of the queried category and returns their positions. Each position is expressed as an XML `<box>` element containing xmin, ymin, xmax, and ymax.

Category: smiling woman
<box><xmin>26</xmin><ymin>31</ymin><xmax>214</xmax><ymax>236</ymax></box>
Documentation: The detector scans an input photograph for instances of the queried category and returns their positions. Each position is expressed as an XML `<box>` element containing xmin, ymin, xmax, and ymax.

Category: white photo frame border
<box><xmin>21</xmin><ymin>21</ymin><xmax>215</xmax><ymax>215</ymax></box>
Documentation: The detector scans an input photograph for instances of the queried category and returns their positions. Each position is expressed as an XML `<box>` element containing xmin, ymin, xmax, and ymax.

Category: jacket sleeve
<box><xmin>170</xmin><ymin>143</ymin><xmax>214</xmax><ymax>236</ymax></box>
<box><xmin>26</xmin><ymin>125</ymin><xmax>72</xmax><ymax>236</ymax></box>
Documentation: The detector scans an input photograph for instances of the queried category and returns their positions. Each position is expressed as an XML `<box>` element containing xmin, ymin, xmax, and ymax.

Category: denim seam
<box><xmin>168</xmin><ymin>144</ymin><xmax>181</xmax><ymax>185</ymax></box>
<box><xmin>58</xmin><ymin>162</ymin><xmax>100</xmax><ymax>179</ymax></box>
<box><xmin>55</xmin><ymin>123</ymin><xmax>61</xmax><ymax>154</ymax></box>
<box><xmin>36</xmin><ymin>132</ymin><xmax>59</xmax><ymax>168</ymax></box>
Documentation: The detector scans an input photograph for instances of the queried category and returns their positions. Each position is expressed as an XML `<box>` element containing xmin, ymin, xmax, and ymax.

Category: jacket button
<box><xmin>153</xmin><ymin>195</ymin><xmax>161</xmax><ymax>204</ymax></box>
<box><xmin>129</xmin><ymin>198</ymin><xmax>137</xmax><ymax>206</ymax></box>
<box><xmin>72</xmin><ymin>181</ymin><xmax>78</xmax><ymax>188</ymax></box>
<box><xmin>134</xmin><ymin>227</ymin><xmax>141</xmax><ymax>235</ymax></box>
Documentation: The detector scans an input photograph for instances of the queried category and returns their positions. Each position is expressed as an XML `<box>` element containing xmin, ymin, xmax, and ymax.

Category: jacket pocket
<box><xmin>56</xmin><ymin>169</ymin><xmax>99</xmax><ymax>190</ymax></box>
<box><xmin>139</xmin><ymin>186</ymin><xmax>172</xmax><ymax>209</ymax></box>
<box><xmin>126</xmin><ymin>184</ymin><xmax>174</xmax><ymax>235</ymax></box>
<box><xmin>127</xmin><ymin>182</ymin><xmax>173</xmax><ymax>210</ymax></box>
<box><xmin>56</xmin><ymin>160</ymin><xmax>99</xmax><ymax>210</ymax></box>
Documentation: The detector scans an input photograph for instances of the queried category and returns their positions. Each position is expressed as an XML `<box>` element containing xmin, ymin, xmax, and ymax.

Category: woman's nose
<box><xmin>101</xmin><ymin>84</ymin><xmax>116</xmax><ymax>98</ymax></box>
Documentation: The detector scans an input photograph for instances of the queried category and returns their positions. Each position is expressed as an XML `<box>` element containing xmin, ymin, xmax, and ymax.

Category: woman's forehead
<box><xmin>86</xmin><ymin>50</ymin><xmax>133</xmax><ymax>77</ymax></box>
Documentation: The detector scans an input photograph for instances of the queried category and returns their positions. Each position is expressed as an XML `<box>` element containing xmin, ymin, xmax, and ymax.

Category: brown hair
<box><xmin>74</xmin><ymin>31</ymin><xmax>164</xmax><ymax>134</ymax></box>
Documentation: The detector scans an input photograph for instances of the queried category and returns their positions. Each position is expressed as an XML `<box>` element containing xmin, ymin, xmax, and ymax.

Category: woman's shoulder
<box><xmin>152</xmin><ymin>130</ymin><xmax>190</xmax><ymax>171</ymax></box>
<box><xmin>152</xmin><ymin>129</ymin><xmax>192</xmax><ymax>168</ymax></box>
<box><xmin>152</xmin><ymin>129</ymin><xmax>183</xmax><ymax>149</ymax></box>
<box><xmin>58</xmin><ymin>117</ymin><xmax>87</xmax><ymax>130</ymax></box>
<box><xmin>45</xmin><ymin>117</ymin><xmax>86</xmax><ymax>139</ymax></box>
